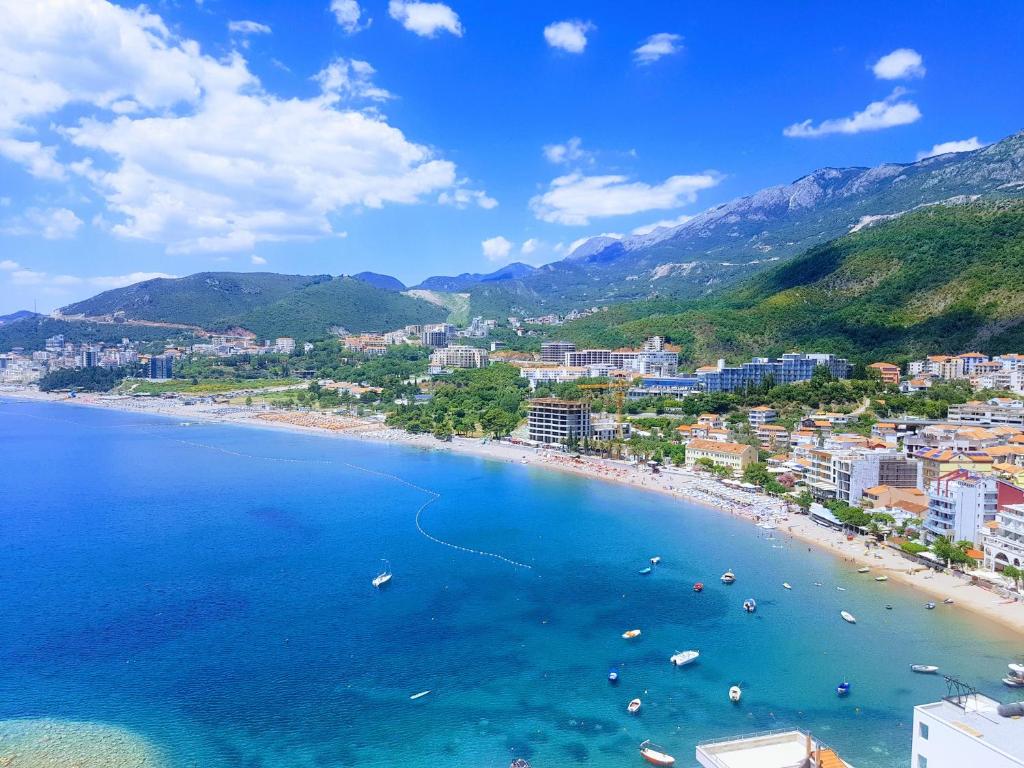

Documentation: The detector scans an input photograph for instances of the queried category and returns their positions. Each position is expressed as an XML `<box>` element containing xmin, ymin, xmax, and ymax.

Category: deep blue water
<box><xmin>0</xmin><ymin>399</ymin><xmax>1020</xmax><ymax>768</ymax></box>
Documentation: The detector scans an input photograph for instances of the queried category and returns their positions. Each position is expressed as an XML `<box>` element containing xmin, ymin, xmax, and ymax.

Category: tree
<box><xmin>245</xmin><ymin>396</ymin><xmax>253</xmax><ymax>407</ymax></box>
<box><xmin>1001</xmin><ymin>565</ymin><xmax>1022</xmax><ymax>591</ymax></box>
<box><xmin>794</xmin><ymin>491</ymin><xmax>814</xmax><ymax>512</ymax></box>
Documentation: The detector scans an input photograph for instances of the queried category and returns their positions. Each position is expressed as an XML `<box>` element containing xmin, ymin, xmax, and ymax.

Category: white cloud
<box><xmin>916</xmin><ymin>136</ymin><xmax>986</xmax><ymax>161</ymax></box>
<box><xmin>228</xmin><ymin>20</ymin><xmax>272</xmax><ymax>35</ymax></box>
<box><xmin>481</xmin><ymin>235</ymin><xmax>512</xmax><ymax>262</ymax></box>
<box><xmin>331</xmin><ymin>0</ymin><xmax>369</xmax><ymax>34</ymax></box>
<box><xmin>633</xmin><ymin>33</ymin><xmax>682</xmax><ymax>64</ymax></box>
<box><xmin>544</xmin><ymin>20</ymin><xmax>594</xmax><ymax>54</ymax></box>
<box><xmin>783</xmin><ymin>88</ymin><xmax>921</xmax><ymax>138</ymax></box>
<box><xmin>437</xmin><ymin>184</ymin><xmax>497</xmax><ymax>209</ymax></box>
<box><xmin>543</xmin><ymin>136</ymin><xmax>592</xmax><ymax>165</ymax></box>
<box><xmin>520</xmin><ymin>238</ymin><xmax>538</xmax><ymax>255</ymax></box>
<box><xmin>0</xmin><ymin>259</ymin><xmax>20</xmax><ymax>270</ymax></box>
<box><xmin>6</xmin><ymin>268</ymin><xmax>175</xmax><ymax>290</ymax></box>
<box><xmin>388</xmin><ymin>1</ymin><xmax>462</xmax><ymax>37</ymax></box>
<box><xmin>2</xmin><ymin>207</ymin><xmax>83</xmax><ymax>239</ymax></box>
<box><xmin>250</xmin><ymin>254</ymin><xmax>268</xmax><ymax>265</ymax></box>
<box><xmin>0</xmin><ymin>1</ymin><xmax>470</xmax><ymax>254</ymax></box>
<box><xmin>631</xmin><ymin>213</ymin><xmax>694</xmax><ymax>236</ymax></box>
<box><xmin>530</xmin><ymin>171</ymin><xmax>720</xmax><ymax>226</ymax></box>
<box><xmin>87</xmin><ymin>272</ymin><xmax>177</xmax><ymax>289</ymax></box>
<box><xmin>873</xmin><ymin>48</ymin><xmax>925</xmax><ymax>80</ymax></box>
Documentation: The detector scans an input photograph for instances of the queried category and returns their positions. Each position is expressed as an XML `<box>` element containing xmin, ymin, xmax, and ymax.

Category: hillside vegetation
<box><xmin>58</xmin><ymin>272</ymin><xmax>445</xmax><ymax>340</ymax></box>
<box><xmin>562</xmin><ymin>200</ymin><xmax>1024</xmax><ymax>365</ymax></box>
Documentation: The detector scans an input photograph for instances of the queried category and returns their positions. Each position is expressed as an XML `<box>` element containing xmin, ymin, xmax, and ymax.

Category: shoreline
<box><xmin>5</xmin><ymin>388</ymin><xmax>1024</xmax><ymax>636</ymax></box>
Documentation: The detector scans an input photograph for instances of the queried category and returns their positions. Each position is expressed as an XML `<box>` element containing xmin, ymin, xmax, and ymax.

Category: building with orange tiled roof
<box><xmin>923</xmin><ymin>469</ymin><xmax>999</xmax><ymax>546</ymax></box>
<box><xmin>862</xmin><ymin>485</ymin><xmax>929</xmax><ymax>518</ymax></box>
<box><xmin>747</xmin><ymin>405</ymin><xmax>777</xmax><ymax>427</ymax></box>
<box><xmin>684</xmin><ymin>438</ymin><xmax>758</xmax><ymax>474</ymax></box>
<box><xmin>915</xmin><ymin>447</ymin><xmax>995</xmax><ymax>485</ymax></box>
<box><xmin>868</xmin><ymin>361</ymin><xmax>901</xmax><ymax>384</ymax></box>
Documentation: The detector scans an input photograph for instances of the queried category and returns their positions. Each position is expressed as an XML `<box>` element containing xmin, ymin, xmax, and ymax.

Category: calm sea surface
<box><xmin>0</xmin><ymin>399</ymin><xmax>1020</xmax><ymax>768</ymax></box>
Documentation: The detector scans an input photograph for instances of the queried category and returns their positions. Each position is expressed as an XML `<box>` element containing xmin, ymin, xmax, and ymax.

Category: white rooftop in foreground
<box><xmin>915</xmin><ymin>692</ymin><xmax>1024</xmax><ymax>764</ymax></box>
<box><xmin>696</xmin><ymin>729</ymin><xmax>851</xmax><ymax>768</ymax></box>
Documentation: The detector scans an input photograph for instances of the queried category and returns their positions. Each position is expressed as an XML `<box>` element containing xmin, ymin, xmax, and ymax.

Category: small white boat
<box><xmin>742</xmin><ymin>598</ymin><xmax>757</xmax><ymax>613</ymax></box>
<box><xmin>840</xmin><ymin>610</ymin><xmax>857</xmax><ymax>624</ymax></box>
<box><xmin>875</xmin><ymin>576</ymin><xmax>888</xmax><ymax>582</ymax></box>
<box><xmin>409</xmin><ymin>690</ymin><xmax>431</xmax><ymax>700</ymax></box>
<box><xmin>628</xmin><ymin>697</ymin><xmax>642</xmax><ymax>714</ymax></box>
<box><xmin>857</xmin><ymin>567</ymin><xmax>870</xmax><ymax>574</ymax></box>
<box><xmin>836</xmin><ymin>586</ymin><xmax>846</xmax><ymax>591</ymax></box>
<box><xmin>622</xmin><ymin>629</ymin><xmax>642</xmax><ymax>640</ymax></box>
<box><xmin>720</xmin><ymin>570</ymin><xmax>736</xmax><ymax>584</ymax></box>
<box><xmin>728</xmin><ymin>685</ymin><xmax>742</xmax><ymax>702</ymax></box>
<box><xmin>911</xmin><ymin>665</ymin><xmax>939</xmax><ymax>674</ymax></box>
<box><xmin>1003</xmin><ymin>676</ymin><xmax>1024</xmax><ymax>688</ymax></box>
<box><xmin>670</xmin><ymin>650</ymin><xmax>700</xmax><ymax>667</ymax></box>
<box><xmin>650</xmin><ymin>556</ymin><xmax>661</xmax><ymax>565</ymax></box>
<box><xmin>639</xmin><ymin>741</ymin><xmax>675</xmax><ymax>766</ymax></box>
<box><xmin>1009</xmin><ymin>663</ymin><xmax>1024</xmax><ymax>676</ymax></box>
<box><xmin>372</xmin><ymin>559</ymin><xmax>392</xmax><ymax>588</ymax></box>
<box><xmin>782</xmin><ymin>582</ymin><xmax>792</xmax><ymax>590</ymax></box>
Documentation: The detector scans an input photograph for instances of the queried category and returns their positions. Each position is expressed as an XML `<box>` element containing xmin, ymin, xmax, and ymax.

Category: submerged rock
<box><xmin>0</xmin><ymin>718</ymin><xmax>166</xmax><ymax>768</ymax></box>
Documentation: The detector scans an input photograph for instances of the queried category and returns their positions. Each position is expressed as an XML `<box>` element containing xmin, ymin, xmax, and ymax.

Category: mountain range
<box><xmin>3</xmin><ymin>130</ymin><xmax>1023</xmax><ymax>346</ymax></box>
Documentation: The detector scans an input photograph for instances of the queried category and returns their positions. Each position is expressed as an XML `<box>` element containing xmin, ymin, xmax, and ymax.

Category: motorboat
<box><xmin>720</xmin><ymin>570</ymin><xmax>736</xmax><ymax>584</ymax></box>
<box><xmin>670</xmin><ymin>650</ymin><xmax>699</xmax><ymax>667</ymax></box>
<box><xmin>943</xmin><ymin>598</ymin><xmax>955</xmax><ymax>605</ymax></box>
<box><xmin>628</xmin><ymin>698</ymin><xmax>642</xmax><ymax>714</ymax></box>
<box><xmin>1002</xmin><ymin>676</ymin><xmax>1024</xmax><ymax>688</ymax></box>
<box><xmin>639</xmin><ymin>740</ymin><xmax>676</xmax><ymax>766</ymax></box>
<box><xmin>836</xmin><ymin>681</ymin><xmax>851</xmax><ymax>697</ymax></box>
<box><xmin>836</xmin><ymin>586</ymin><xmax>847</xmax><ymax>591</ymax></box>
<box><xmin>639</xmin><ymin>567</ymin><xmax>653</xmax><ymax>575</ymax></box>
<box><xmin>783</xmin><ymin>582</ymin><xmax>792</xmax><ymax>590</ymax></box>
<box><xmin>693</xmin><ymin>582</ymin><xmax>704</xmax><ymax>592</ymax></box>
<box><xmin>608</xmin><ymin>667</ymin><xmax>619</xmax><ymax>683</ymax></box>
<box><xmin>925</xmin><ymin>602</ymin><xmax>936</xmax><ymax>610</ymax></box>
<box><xmin>409</xmin><ymin>690</ymin><xmax>431</xmax><ymax>700</ymax></box>
<box><xmin>1009</xmin><ymin>663</ymin><xmax>1024</xmax><ymax>676</ymax></box>
<box><xmin>728</xmin><ymin>685</ymin><xmax>742</xmax><ymax>702</ymax></box>
<box><xmin>650</xmin><ymin>556</ymin><xmax>662</xmax><ymax>565</ymax></box>
<box><xmin>911</xmin><ymin>665</ymin><xmax>939</xmax><ymax>674</ymax></box>
<box><xmin>875</xmin><ymin>576</ymin><xmax>888</xmax><ymax>582</ymax></box>
<box><xmin>622</xmin><ymin>629</ymin><xmax>642</xmax><ymax>640</ymax></box>
<box><xmin>742</xmin><ymin>598</ymin><xmax>757</xmax><ymax>613</ymax></box>
<box><xmin>885</xmin><ymin>604</ymin><xmax>893</xmax><ymax>610</ymax></box>
<box><xmin>840</xmin><ymin>611</ymin><xmax>856</xmax><ymax>624</ymax></box>
<box><xmin>372</xmin><ymin>559</ymin><xmax>392</xmax><ymax>589</ymax></box>
<box><xmin>857</xmin><ymin>567</ymin><xmax>870</xmax><ymax>573</ymax></box>
<box><xmin>509</xmin><ymin>759</ymin><xmax>531</xmax><ymax>768</ymax></box>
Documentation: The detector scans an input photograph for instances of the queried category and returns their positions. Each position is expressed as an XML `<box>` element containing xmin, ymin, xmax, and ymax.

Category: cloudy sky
<box><xmin>1</xmin><ymin>0</ymin><xmax>1022</xmax><ymax>313</ymax></box>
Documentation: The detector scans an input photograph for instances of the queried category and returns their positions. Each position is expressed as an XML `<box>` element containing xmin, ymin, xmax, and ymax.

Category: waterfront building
<box><xmin>861</xmin><ymin>485</ymin><xmax>929</xmax><ymax>521</ymax></box>
<box><xmin>429</xmin><ymin>345</ymin><xmax>489</xmax><ymax>369</ymax></box>
<box><xmin>696</xmin><ymin>729</ymin><xmax>851</xmax><ymax>768</ymax></box>
<box><xmin>805</xmin><ymin>448</ymin><xmax>921</xmax><ymax>506</ymax></box>
<box><xmin>912</xmin><ymin>690</ymin><xmax>1024</xmax><ymax>768</ymax></box>
<box><xmin>984</xmin><ymin>501</ymin><xmax>1024</xmax><ymax>570</ymax></box>
<box><xmin>695</xmin><ymin>352</ymin><xmax>852</xmax><ymax>393</ymax></box>
<box><xmin>148</xmin><ymin>354</ymin><xmax>175</xmax><ymax>380</ymax></box>
<box><xmin>868</xmin><ymin>361</ymin><xmax>901</xmax><ymax>384</ymax></box>
<box><xmin>947</xmin><ymin>398</ymin><xmax>1024</xmax><ymax>427</ymax></box>
<box><xmin>684</xmin><ymin>438</ymin><xmax>757</xmax><ymax>474</ymax></box>
<box><xmin>747</xmin><ymin>405</ymin><xmax>777</xmax><ymax>426</ymax></box>
<box><xmin>923</xmin><ymin>470</ymin><xmax>998</xmax><ymax>546</ymax></box>
<box><xmin>527</xmin><ymin>398</ymin><xmax>591</xmax><ymax>445</ymax></box>
<box><xmin>540</xmin><ymin>341</ymin><xmax>576</xmax><ymax>363</ymax></box>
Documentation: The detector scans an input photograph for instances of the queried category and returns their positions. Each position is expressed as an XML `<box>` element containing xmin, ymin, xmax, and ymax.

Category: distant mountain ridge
<box><xmin>58</xmin><ymin>272</ymin><xmax>445</xmax><ymax>340</ymax></box>
<box><xmin>0</xmin><ymin>310</ymin><xmax>39</xmax><ymax>325</ymax></box>
<box><xmin>458</xmin><ymin>130</ymin><xmax>1024</xmax><ymax>316</ymax></box>
<box><xmin>414</xmin><ymin>261</ymin><xmax>539</xmax><ymax>293</ymax></box>
<box><xmin>351</xmin><ymin>272</ymin><xmax>406</xmax><ymax>292</ymax></box>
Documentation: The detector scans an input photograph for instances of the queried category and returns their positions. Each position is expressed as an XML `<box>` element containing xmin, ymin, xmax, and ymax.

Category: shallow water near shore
<box><xmin>1</xmin><ymin>399</ymin><xmax>1020</xmax><ymax>768</ymax></box>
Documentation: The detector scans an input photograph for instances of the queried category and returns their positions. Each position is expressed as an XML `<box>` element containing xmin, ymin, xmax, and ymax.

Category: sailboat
<box><xmin>372</xmin><ymin>559</ymin><xmax>392</xmax><ymax>588</ymax></box>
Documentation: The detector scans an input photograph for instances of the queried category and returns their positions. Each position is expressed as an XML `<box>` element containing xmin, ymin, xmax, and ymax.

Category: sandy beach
<box><xmin>5</xmin><ymin>387</ymin><xmax>1024</xmax><ymax>636</ymax></box>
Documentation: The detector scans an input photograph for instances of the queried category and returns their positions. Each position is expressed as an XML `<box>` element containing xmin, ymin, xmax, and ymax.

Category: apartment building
<box><xmin>420</xmin><ymin>324</ymin><xmax>454</xmax><ymax>348</ymax></box>
<box><xmin>947</xmin><ymin>399</ymin><xmax>1024</xmax><ymax>427</ymax></box>
<box><xmin>747</xmin><ymin>405</ymin><xmax>777</xmax><ymax>427</ymax></box>
<box><xmin>539</xmin><ymin>341</ymin><xmax>576</xmax><ymax>363</ymax></box>
<box><xmin>912</xmin><ymin>691</ymin><xmax>1024</xmax><ymax>768</ymax></box>
<box><xmin>695</xmin><ymin>352</ymin><xmax>852</xmax><ymax>393</ymax></box>
<box><xmin>867</xmin><ymin>361</ymin><xmax>901</xmax><ymax>384</ymax></box>
<box><xmin>923</xmin><ymin>470</ymin><xmax>998</xmax><ymax>546</ymax></box>
<box><xmin>527</xmin><ymin>398</ymin><xmax>591</xmax><ymax>445</ymax></box>
<box><xmin>685</xmin><ymin>438</ymin><xmax>758</xmax><ymax>474</ymax></box>
<box><xmin>805</xmin><ymin>448</ymin><xmax>921</xmax><ymax>506</ymax></box>
<box><xmin>429</xmin><ymin>345</ymin><xmax>489</xmax><ymax>369</ymax></box>
<box><xmin>984</xmin><ymin>501</ymin><xmax>1024</xmax><ymax>571</ymax></box>
<box><xmin>915</xmin><ymin>447</ymin><xmax>995</xmax><ymax>486</ymax></box>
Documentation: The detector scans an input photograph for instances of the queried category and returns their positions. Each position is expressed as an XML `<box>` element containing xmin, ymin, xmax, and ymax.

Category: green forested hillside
<box><xmin>57</xmin><ymin>272</ymin><xmax>445</xmax><ymax>340</ymax></box>
<box><xmin>0</xmin><ymin>317</ymin><xmax>196</xmax><ymax>353</ymax></box>
<box><xmin>561</xmin><ymin>201</ymin><xmax>1024</xmax><ymax>364</ymax></box>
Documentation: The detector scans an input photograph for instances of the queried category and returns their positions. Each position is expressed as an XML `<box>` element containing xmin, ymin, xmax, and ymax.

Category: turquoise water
<box><xmin>0</xmin><ymin>399</ymin><xmax>1020</xmax><ymax>768</ymax></box>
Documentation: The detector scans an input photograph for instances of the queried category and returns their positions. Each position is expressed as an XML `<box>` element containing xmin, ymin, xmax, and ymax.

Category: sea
<box><xmin>0</xmin><ymin>398</ymin><xmax>1020</xmax><ymax>768</ymax></box>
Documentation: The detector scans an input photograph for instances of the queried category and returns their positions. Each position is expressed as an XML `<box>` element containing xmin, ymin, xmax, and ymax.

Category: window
<box><xmin>918</xmin><ymin>755</ymin><xmax>928</xmax><ymax>768</ymax></box>
<box><xmin>919</xmin><ymin>722</ymin><xmax>929</xmax><ymax>740</ymax></box>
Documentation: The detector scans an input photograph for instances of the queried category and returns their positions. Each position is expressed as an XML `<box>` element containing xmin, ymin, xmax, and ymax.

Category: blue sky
<box><xmin>0</xmin><ymin>0</ymin><xmax>1022</xmax><ymax>314</ymax></box>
